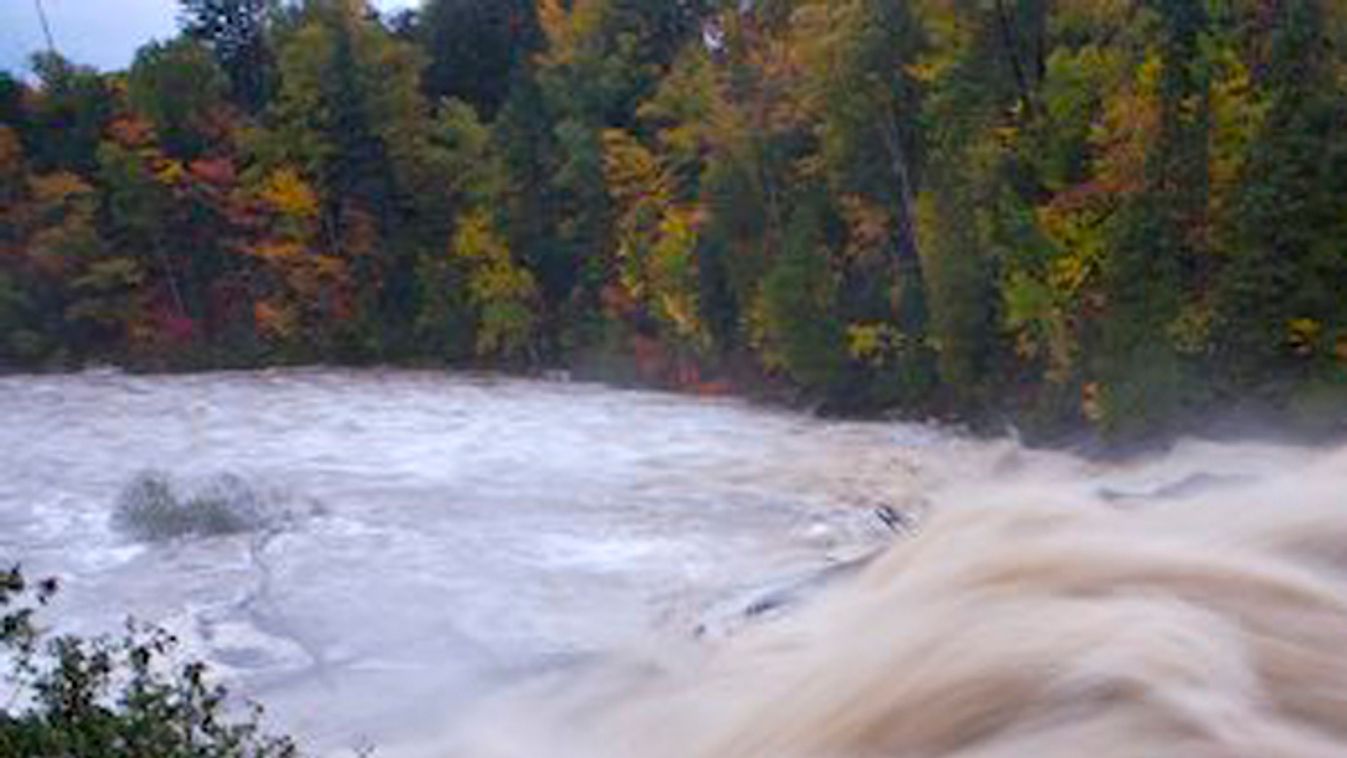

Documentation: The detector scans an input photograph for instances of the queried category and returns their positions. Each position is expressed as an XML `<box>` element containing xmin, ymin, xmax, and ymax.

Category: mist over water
<box><xmin>1</xmin><ymin>369</ymin><xmax>1340</xmax><ymax>756</ymax></box>
<box><xmin>469</xmin><ymin>445</ymin><xmax>1347</xmax><ymax>758</ymax></box>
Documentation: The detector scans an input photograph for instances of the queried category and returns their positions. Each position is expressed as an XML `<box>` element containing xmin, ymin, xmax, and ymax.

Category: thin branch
<box><xmin>33</xmin><ymin>0</ymin><xmax>57</xmax><ymax>55</ymax></box>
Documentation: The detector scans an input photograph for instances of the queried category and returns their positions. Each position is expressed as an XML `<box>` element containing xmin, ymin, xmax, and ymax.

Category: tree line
<box><xmin>2</xmin><ymin>0</ymin><xmax>1346</xmax><ymax>443</ymax></box>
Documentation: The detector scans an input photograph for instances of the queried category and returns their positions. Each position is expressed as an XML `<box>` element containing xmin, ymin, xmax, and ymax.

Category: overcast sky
<box><xmin>2</xmin><ymin>0</ymin><xmax>418</xmax><ymax>77</ymax></box>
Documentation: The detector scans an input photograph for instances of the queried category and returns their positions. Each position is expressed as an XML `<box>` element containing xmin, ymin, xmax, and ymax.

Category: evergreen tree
<box><xmin>416</xmin><ymin>0</ymin><xmax>540</xmax><ymax>118</ymax></box>
<box><xmin>179</xmin><ymin>0</ymin><xmax>277</xmax><ymax>111</ymax></box>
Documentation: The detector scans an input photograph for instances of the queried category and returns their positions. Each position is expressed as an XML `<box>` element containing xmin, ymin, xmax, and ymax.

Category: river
<box><xmin>0</xmin><ymin>369</ymin><xmax>1332</xmax><ymax>756</ymax></box>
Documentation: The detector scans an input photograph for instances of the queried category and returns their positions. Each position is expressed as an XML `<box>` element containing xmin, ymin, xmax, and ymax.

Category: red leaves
<box><xmin>188</xmin><ymin>157</ymin><xmax>236</xmax><ymax>187</ymax></box>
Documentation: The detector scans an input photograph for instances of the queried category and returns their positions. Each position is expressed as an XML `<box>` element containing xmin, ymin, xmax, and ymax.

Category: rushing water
<box><xmin>0</xmin><ymin>370</ymin><xmax>1335</xmax><ymax>756</ymax></box>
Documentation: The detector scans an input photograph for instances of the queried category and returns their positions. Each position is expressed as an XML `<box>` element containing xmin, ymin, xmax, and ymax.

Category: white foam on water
<box><xmin>2</xmin><ymin>369</ymin><xmax>1337</xmax><ymax>756</ymax></box>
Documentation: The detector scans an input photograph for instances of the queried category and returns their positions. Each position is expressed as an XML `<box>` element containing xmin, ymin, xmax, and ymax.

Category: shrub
<box><xmin>0</xmin><ymin>565</ymin><xmax>299</xmax><ymax>757</ymax></box>
<box><xmin>112</xmin><ymin>472</ymin><xmax>281</xmax><ymax>542</ymax></box>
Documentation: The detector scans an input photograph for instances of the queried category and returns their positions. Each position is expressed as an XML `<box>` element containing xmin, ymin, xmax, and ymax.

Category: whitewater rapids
<box><xmin>2</xmin><ymin>369</ymin><xmax>1343</xmax><ymax>756</ymax></box>
<box><xmin>461</xmin><ymin>445</ymin><xmax>1347</xmax><ymax>758</ymax></box>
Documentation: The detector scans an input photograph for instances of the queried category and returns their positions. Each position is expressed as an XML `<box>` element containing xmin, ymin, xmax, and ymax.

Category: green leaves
<box><xmin>1</xmin><ymin>567</ymin><xmax>298</xmax><ymax>758</ymax></box>
<box><xmin>129</xmin><ymin>39</ymin><xmax>230</xmax><ymax>160</ymax></box>
<box><xmin>756</xmin><ymin>203</ymin><xmax>846</xmax><ymax>391</ymax></box>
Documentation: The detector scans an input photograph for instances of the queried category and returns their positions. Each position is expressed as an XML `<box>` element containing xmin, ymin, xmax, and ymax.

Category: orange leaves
<box><xmin>239</xmin><ymin>164</ymin><xmax>358</xmax><ymax>345</ymax></box>
<box><xmin>243</xmin><ymin>235</ymin><xmax>351</xmax><ymax>343</ymax></box>
<box><xmin>107</xmin><ymin>115</ymin><xmax>156</xmax><ymax>149</ymax></box>
<box><xmin>22</xmin><ymin>171</ymin><xmax>101</xmax><ymax>275</ymax></box>
<box><xmin>253</xmin><ymin>300</ymin><xmax>298</xmax><ymax>340</ymax></box>
<box><xmin>0</xmin><ymin>126</ymin><xmax>23</xmax><ymax>178</ymax></box>
<box><xmin>247</xmin><ymin>240</ymin><xmax>305</xmax><ymax>265</ymax></box>
<box><xmin>537</xmin><ymin>0</ymin><xmax>573</xmax><ymax>63</ymax></box>
<box><xmin>30</xmin><ymin>172</ymin><xmax>94</xmax><ymax>205</ymax></box>
<box><xmin>242</xmin><ymin>237</ymin><xmax>347</xmax><ymax>298</ymax></box>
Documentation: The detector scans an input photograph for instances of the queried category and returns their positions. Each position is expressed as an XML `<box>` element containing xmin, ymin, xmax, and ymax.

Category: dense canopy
<box><xmin>2</xmin><ymin>0</ymin><xmax>1346</xmax><ymax>443</ymax></box>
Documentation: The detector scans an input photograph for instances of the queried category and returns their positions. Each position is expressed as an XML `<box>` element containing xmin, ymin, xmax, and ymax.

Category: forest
<box><xmin>2</xmin><ymin>0</ymin><xmax>1346</xmax><ymax>443</ymax></box>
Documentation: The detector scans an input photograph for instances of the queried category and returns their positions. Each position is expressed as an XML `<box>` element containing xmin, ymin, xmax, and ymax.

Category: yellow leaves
<box><xmin>846</xmin><ymin>323</ymin><xmax>902</xmax><ymax>367</ymax></box>
<box><xmin>1207</xmin><ymin>48</ymin><xmax>1269</xmax><ymax>225</ymax></box>
<box><xmin>1167</xmin><ymin>304</ymin><xmax>1213</xmax><ymax>356</ymax></box>
<box><xmin>603</xmin><ymin>128</ymin><xmax>706</xmax><ymax>345</ymax></box>
<box><xmin>155</xmin><ymin>160</ymin><xmax>187</xmax><ymax>186</ymax></box>
<box><xmin>454</xmin><ymin>210</ymin><xmax>534</xmax><ymax>302</ymax></box>
<box><xmin>648</xmin><ymin>207</ymin><xmax>704</xmax><ymax>343</ymax></box>
<box><xmin>452</xmin><ymin>209</ymin><xmax>537</xmax><ymax>359</ymax></box>
<box><xmin>1288</xmin><ymin>318</ymin><xmax>1323</xmax><ymax>357</ymax></box>
<box><xmin>467</xmin><ymin>256</ymin><xmax>536</xmax><ymax>305</ymax></box>
<box><xmin>1134</xmin><ymin>48</ymin><xmax>1164</xmax><ymax>95</ymax></box>
<box><xmin>1034</xmin><ymin>183</ymin><xmax>1116</xmax><ymax>303</ymax></box>
<box><xmin>1283</xmin><ymin>318</ymin><xmax>1347</xmax><ymax>367</ymax></box>
<box><xmin>1092</xmin><ymin>50</ymin><xmax>1162</xmax><ymax>195</ymax></box>
<box><xmin>847</xmin><ymin>324</ymin><xmax>884</xmax><ymax>362</ymax></box>
<box><xmin>453</xmin><ymin>210</ymin><xmax>497</xmax><ymax>261</ymax></box>
<box><xmin>602</xmin><ymin>129</ymin><xmax>671</xmax><ymax>206</ymax></box>
<box><xmin>259</xmin><ymin>167</ymin><xmax>319</xmax><ymax>219</ymax></box>
<box><xmin>536</xmin><ymin>0</ymin><xmax>603</xmax><ymax>69</ymax></box>
<box><xmin>1047</xmin><ymin>244</ymin><xmax>1098</xmax><ymax>295</ymax></box>
<box><xmin>243</xmin><ymin>175</ymin><xmax>352</xmax><ymax>342</ymax></box>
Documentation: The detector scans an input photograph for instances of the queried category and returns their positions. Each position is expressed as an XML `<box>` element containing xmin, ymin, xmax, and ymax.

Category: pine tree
<box><xmin>179</xmin><ymin>0</ymin><xmax>277</xmax><ymax>111</ymax></box>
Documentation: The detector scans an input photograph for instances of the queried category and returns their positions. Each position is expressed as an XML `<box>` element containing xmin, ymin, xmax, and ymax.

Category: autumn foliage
<box><xmin>2</xmin><ymin>0</ymin><xmax>1347</xmax><ymax>443</ymax></box>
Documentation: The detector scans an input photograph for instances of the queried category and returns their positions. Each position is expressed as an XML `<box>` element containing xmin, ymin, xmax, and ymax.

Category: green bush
<box><xmin>112</xmin><ymin>472</ymin><xmax>298</xmax><ymax>542</ymax></box>
<box><xmin>0</xmin><ymin>566</ymin><xmax>299</xmax><ymax>758</ymax></box>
